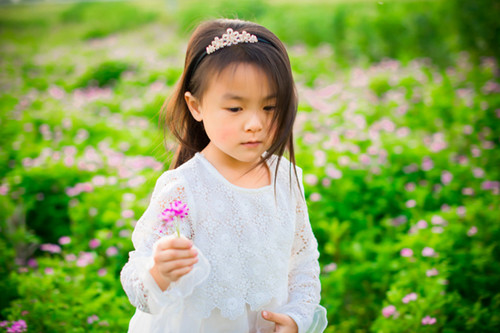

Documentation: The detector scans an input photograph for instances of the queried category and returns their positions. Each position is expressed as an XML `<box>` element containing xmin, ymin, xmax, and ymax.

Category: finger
<box><xmin>155</xmin><ymin>248</ymin><xmax>198</xmax><ymax>262</ymax></box>
<box><xmin>160</xmin><ymin>257</ymin><xmax>199</xmax><ymax>273</ymax></box>
<box><xmin>261</xmin><ymin>311</ymin><xmax>290</xmax><ymax>325</ymax></box>
<box><xmin>167</xmin><ymin>265</ymin><xmax>193</xmax><ymax>282</ymax></box>
<box><xmin>157</xmin><ymin>236</ymin><xmax>193</xmax><ymax>251</ymax></box>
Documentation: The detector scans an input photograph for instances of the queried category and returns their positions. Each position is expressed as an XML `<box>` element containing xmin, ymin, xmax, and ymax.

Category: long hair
<box><xmin>160</xmin><ymin>18</ymin><xmax>299</xmax><ymax>191</ymax></box>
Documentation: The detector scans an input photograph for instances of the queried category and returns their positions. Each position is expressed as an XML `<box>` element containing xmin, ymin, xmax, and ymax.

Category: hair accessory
<box><xmin>206</xmin><ymin>28</ymin><xmax>258</xmax><ymax>54</ymax></box>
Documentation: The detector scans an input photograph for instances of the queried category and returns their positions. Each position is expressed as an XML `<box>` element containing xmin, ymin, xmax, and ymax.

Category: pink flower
<box><xmin>98</xmin><ymin>268</ymin><xmax>107</xmax><ymax>276</ymax></box>
<box><xmin>44</xmin><ymin>268</ymin><xmax>54</xmax><ymax>275</ymax></box>
<box><xmin>405</xmin><ymin>199</ymin><xmax>416</xmax><ymax>208</ymax></box>
<box><xmin>422</xmin><ymin>315</ymin><xmax>436</xmax><ymax>325</ymax></box>
<box><xmin>323</xmin><ymin>263</ymin><xmax>337</xmax><ymax>273</ymax></box>
<box><xmin>58</xmin><ymin>236</ymin><xmax>71</xmax><ymax>245</ymax></box>
<box><xmin>441</xmin><ymin>170</ymin><xmax>453</xmax><ymax>185</ymax></box>
<box><xmin>416</xmin><ymin>220</ymin><xmax>428</xmax><ymax>229</ymax></box>
<box><xmin>400</xmin><ymin>248</ymin><xmax>413</xmax><ymax>257</ymax></box>
<box><xmin>6</xmin><ymin>319</ymin><xmax>27</xmax><ymax>332</ymax></box>
<box><xmin>106</xmin><ymin>246</ymin><xmax>118</xmax><ymax>257</ymax></box>
<box><xmin>160</xmin><ymin>200</ymin><xmax>189</xmax><ymax>237</ymax></box>
<box><xmin>402</xmin><ymin>292</ymin><xmax>418</xmax><ymax>303</ymax></box>
<box><xmin>426</xmin><ymin>268</ymin><xmax>439</xmax><ymax>277</ymax></box>
<box><xmin>304</xmin><ymin>174</ymin><xmax>318</xmax><ymax>186</ymax></box>
<box><xmin>382</xmin><ymin>305</ymin><xmax>396</xmax><ymax>318</ymax></box>
<box><xmin>467</xmin><ymin>226</ymin><xmax>478</xmax><ymax>236</ymax></box>
<box><xmin>27</xmin><ymin>258</ymin><xmax>37</xmax><ymax>268</ymax></box>
<box><xmin>121</xmin><ymin>209</ymin><xmax>134</xmax><ymax>219</ymax></box>
<box><xmin>422</xmin><ymin>247</ymin><xmax>436</xmax><ymax>257</ymax></box>
<box><xmin>87</xmin><ymin>315</ymin><xmax>99</xmax><ymax>324</ymax></box>
<box><xmin>89</xmin><ymin>239</ymin><xmax>101</xmax><ymax>249</ymax></box>
<box><xmin>40</xmin><ymin>243</ymin><xmax>61</xmax><ymax>254</ymax></box>
<box><xmin>309</xmin><ymin>193</ymin><xmax>322</xmax><ymax>202</ymax></box>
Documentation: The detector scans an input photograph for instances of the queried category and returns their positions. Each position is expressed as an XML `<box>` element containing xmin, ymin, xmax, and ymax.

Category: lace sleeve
<box><xmin>277</xmin><ymin>167</ymin><xmax>328</xmax><ymax>333</ymax></box>
<box><xmin>120</xmin><ymin>170</ymin><xmax>209</xmax><ymax>314</ymax></box>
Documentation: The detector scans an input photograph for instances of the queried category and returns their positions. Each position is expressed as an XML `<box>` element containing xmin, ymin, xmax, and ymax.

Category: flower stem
<box><xmin>175</xmin><ymin>218</ymin><xmax>180</xmax><ymax>238</ymax></box>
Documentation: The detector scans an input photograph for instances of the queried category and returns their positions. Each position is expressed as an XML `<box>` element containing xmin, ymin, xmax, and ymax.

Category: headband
<box><xmin>189</xmin><ymin>28</ymin><xmax>273</xmax><ymax>81</ymax></box>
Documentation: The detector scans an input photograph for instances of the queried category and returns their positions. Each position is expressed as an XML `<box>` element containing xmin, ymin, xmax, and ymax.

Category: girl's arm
<box><xmin>277</xmin><ymin>167</ymin><xmax>328</xmax><ymax>333</ymax></box>
<box><xmin>120</xmin><ymin>172</ymin><xmax>209</xmax><ymax>314</ymax></box>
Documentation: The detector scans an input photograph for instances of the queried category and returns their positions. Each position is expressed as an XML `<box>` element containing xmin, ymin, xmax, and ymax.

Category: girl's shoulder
<box><xmin>268</xmin><ymin>155</ymin><xmax>305</xmax><ymax>196</ymax></box>
<box><xmin>150</xmin><ymin>156</ymin><xmax>199</xmax><ymax>198</ymax></box>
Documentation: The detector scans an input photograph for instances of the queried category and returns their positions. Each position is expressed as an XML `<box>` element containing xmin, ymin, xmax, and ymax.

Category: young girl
<box><xmin>120</xmin><ymin>18</ymin><xmax>327</xmax><ymax>333</ymax></box>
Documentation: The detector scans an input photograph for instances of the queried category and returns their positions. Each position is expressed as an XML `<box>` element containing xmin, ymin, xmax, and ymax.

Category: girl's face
<box><xmin>185</xmin><ymin>63</ymin><xmax>277</xmax><ymax>169</ymax></box>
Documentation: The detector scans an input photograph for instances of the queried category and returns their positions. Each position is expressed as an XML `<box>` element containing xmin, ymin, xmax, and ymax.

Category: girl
<box><xmin>120</xmin><ymin>18</ymin><xmax>327</xmax><ymax>333</ymax></box>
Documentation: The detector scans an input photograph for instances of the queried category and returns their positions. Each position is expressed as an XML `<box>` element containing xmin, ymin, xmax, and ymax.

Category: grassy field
<box><xmin>1</xmin><ymin>0</ymin><xmax>499</xmax><ymax>332</ymax></box>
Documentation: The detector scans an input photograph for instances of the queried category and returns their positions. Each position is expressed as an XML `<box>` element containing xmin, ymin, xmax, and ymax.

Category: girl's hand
<box><xmin>149</xmin><ymin>235</ymin><xmax>198</xmax><ymax>291</ymax></box>
<box><xmin>262</xmin><ymin>311</ymin><xmax>298</xmax><ymax>333</ymax></box>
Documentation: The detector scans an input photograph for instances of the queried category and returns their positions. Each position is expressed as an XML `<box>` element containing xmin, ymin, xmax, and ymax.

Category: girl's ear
<box><xmin>184</xmin><ymin>92</ymin><xmax>203</xmax><ymax>122</ymax></box>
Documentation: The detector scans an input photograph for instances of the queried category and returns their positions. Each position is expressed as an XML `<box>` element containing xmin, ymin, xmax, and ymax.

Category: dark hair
<box><xmin>160</xmin><ymin>18</ymin><xmax>299</xmax><ymax>190</ymax></box>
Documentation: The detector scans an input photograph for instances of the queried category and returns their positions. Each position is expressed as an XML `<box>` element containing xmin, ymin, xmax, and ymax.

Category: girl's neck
<box><xmin>200</xmin><ymin>145</ymin><xmax>271</xmax><ymax>189</ymax></box>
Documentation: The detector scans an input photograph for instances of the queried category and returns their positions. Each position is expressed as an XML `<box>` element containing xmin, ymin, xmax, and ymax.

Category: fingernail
<box><xmin>263</xmin><ymin>311</ymin><xmax>268</xmax><ymax>318</ymax></box>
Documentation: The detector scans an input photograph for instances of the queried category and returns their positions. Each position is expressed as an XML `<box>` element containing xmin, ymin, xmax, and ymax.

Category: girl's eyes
<box><xmin>224</xmin><ymin>106</ymin><xmax>276</xmax><ymax>112</ymax></box>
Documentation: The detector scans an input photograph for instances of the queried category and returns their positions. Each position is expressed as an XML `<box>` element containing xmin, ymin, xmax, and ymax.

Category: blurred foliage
<box><xmin>0</xmin><ymin>0</ymin><xmax>499</xmax><ymax>332</ymax></box>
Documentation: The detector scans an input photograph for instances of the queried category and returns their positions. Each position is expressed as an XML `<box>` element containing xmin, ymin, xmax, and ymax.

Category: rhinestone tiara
<box><xmin>206</xmin><ymin>28</ymin><xmax>258</xmax><ymax>55</ymax></box>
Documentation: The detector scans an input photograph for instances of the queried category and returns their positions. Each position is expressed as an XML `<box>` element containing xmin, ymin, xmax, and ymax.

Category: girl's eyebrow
<box><xmin>221</xmin><ymin>93</ymin><xmax>277</xmax><ymax>101</ymax></box>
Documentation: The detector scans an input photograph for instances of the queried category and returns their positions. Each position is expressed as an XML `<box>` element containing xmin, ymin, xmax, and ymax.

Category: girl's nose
<box><xmin>244</xmin><ymin>111</ymin><xmax>264</xmax><ymax>132</ymax></box>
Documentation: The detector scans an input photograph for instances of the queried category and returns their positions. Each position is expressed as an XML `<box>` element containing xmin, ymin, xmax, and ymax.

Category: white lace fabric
<box><xmin>120</xmin><ymin>153</ymin><xmax>327</xmax><ymax>333</ymax></box>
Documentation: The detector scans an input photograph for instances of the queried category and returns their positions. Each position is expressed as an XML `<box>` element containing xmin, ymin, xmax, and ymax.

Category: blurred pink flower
<box><xmin>48</xmin><ymin>85</ymin><xmax>65</xmax><ymax>99</ymax></box>
<box><xmin>431</xmin><ymin>215</ymin><xmax>445</xmax><ymax>225</ymax></box>
<box><xmin>321</xmin><ymin>178</ymin><xmax>331</xmax><ymax>187</ymax></box>
<box><xmin>432</xmin><ymin>226</ymin><xmax>444</xmax><ymax>233</ymax></box>
<box><xmin>27</xmin><ymin>258</ymin><xmax>37</xmax><ymax>268</ymax></box>
<box><xmin>323</xmin><ymin>263</ymin><xmax>337</xmax><ymax>273</ymax></box>
<box><xmin>382</xmin><ymin>305</ymin><xmax>396</xmax><ymax>318</ymax></box>
<box><xmin>5</xmin><ymin>319</ymin><xmax>27</xmax><ymax>332</ymax></box>
<box><xmin>416</xmin><ymin>220</ymin><xmax>428</xmax><ymax>229</ymax></box>
<box><xmin>314</xmin><ymin>150</ymin><xmax>326</xmax><ymax>167</ymax></box>
<box><xmin>405</xmin><ymin>200</ymin><xmax>416</xmax><ymax>208</ymax></box>
<box><xmin>426</xmin><ymin>268</ymin><xmax>439</xmax><ymax>277</ymax></box>
<box><xmin>405</xmin><ymin>182</ymin><xmax>416</xmax><ymax>192</ymax></box>
<box><xmin>0</xmin><ymin>184</ymin><xmax>8</xmax><ymax>195</ymax></box>
<box><xmin>87</xmin><ymin>315</ymin><xmax>99</xmax><ymax>324</ymax></box>
<box><xmin>76</xmin><ymin>252</ymin><xmax>94</xmax><ymax>267</ymax></box>
<box><xmin>457</xmin><ymin>206</ymin><xmax>466</xmax><ymax>216</ymax></box>
<box><xmin>402</xmin><ymin>292</ymin><xmax>417</xmax><ymax>303</ymax></box>
<box><xmin>462</xmin><ymin>188</ymin><xmax>474</xmax><ymax>196</ymax></box>
<box><xmin>40</xmin><ymin>243</ymin><xmax>61</xmax><ymax>254</ymax></box>
<box><xmin>422</xmin><ymin>315</ymin><xmax>436</xmax><ymax>325</ymax></box>
<box><xmin>44</xmin><ymin>268</ymin><xmax>54</xmax><ymax>275</ymax></box>
<box><xmin>65</xmin><ymin>254</ymin><xmax>77</xmax><ymax>262</ymax></box>
<box><xmin>122</xmin><ymin>209</ymin><xmax>134</xmax><ymax>219</ymax></box>
<box><xmin>89</xmin><ymin>239</ymin><xmax>101</xmax><ymax>249</ymax></box>
<box><xmin>421</xmin><ymin>156</ymin><xmax>434</xmax><ymax>171</ymax></box>
<box><xmin>326</xmin><ymin>165</ymin><xmax>342</xmax><ymax>179</ymax></box>
<box><xmin>98</xmin><ymin>268</ymin><xmax>107</xmax><ymax>276</ymax></box>
<box><xmin>400</xmin><ymin>248</ymin><xmax>413</xmax><ymax>257</ymax></box>
<box><xmin>467</xmin><ymin>226</ymin><xmax>478</xmax><ymax>236</ymax></box>
<box><xmin>309</xmin><ymin>193</ymin><xmax>322</xmax><ymax>202</ymax></box>
<box><xmin>422</xmin><ymin>247</ymin><xmax>436</xmax><ymax>257</ymax></box>
<box><xmin>472</xmin><ymin>168</ymin><xmax>485</xmax><ymax>178</ymax></box>
<box><xmin>58</xmin><ymin>236</ymin><xmax>71</xmax><ymax>245</ymax></box>
<box><xmin>304</xmin><ymin>174</ymin><xmax>318</xmax><ymax>186</ymax></box>
<box><xmin>441</xmin><ymin>171</ymin><xmax>453</xmax><ymax>185</ymax></box>
<box><xmin>106</xmin><ymin>246</ymin><xmax>118</xmax><ymax>257</ymax></box>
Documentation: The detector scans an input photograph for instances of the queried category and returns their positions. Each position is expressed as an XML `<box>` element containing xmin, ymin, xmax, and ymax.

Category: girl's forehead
<box><xmin>206</xmin><ymin>63</ymin><xmax>276</xmax><ymax>96</ymax></box>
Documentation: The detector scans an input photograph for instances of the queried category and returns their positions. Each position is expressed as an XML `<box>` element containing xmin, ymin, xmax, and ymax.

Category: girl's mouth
<box><xmin>242</xmin><ymin>141</ymin><xmax>261</xmax><ymax>147</ymax></box>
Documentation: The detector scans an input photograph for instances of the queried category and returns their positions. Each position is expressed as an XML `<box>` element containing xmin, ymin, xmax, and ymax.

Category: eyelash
<box><xmin>225</xmin><ymin>106</ymin><xmax>276</xmax><ymax>113</ymax></box>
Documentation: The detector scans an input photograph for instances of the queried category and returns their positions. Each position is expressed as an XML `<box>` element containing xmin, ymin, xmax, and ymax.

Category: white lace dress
<box><xmin>120</xmin><ymin>153</ymin><xmax>328</xmax><ymax>333</ymax></box>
